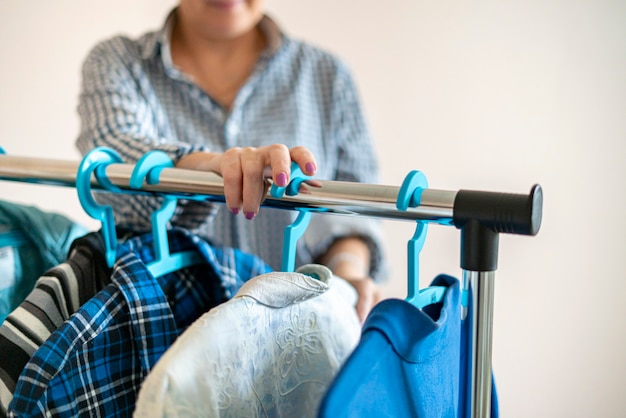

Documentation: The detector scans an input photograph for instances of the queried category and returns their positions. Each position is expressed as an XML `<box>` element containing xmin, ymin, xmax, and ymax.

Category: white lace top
<box><xmin>134</xmin><ymin>264</ymin><xmax>361</xmax><ymax>418</ymax></box>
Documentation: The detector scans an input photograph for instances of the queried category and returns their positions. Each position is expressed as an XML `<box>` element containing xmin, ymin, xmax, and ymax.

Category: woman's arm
<box><xmin>76</xmin><ymin>39</ymin><xmax>315</xmax><ymax>224</ymax></box>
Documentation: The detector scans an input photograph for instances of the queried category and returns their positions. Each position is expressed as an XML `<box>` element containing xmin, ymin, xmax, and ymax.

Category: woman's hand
<box><xmin>342</xmin><ymin>276</ymin><xmax>382</xmax><ymax>323</ymax></box>
<box><xmin>176</xmin><ymin>144</ymin><xmax>317</xmax><ymax>219</ymax></box>
<box><xmin>321</xmin><ymin>237</ymin><xmax>382</xmax><ymax>323</ymax></box>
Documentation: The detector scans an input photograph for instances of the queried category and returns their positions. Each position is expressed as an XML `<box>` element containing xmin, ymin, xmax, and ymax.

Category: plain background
<box><xmin>0</xmin><ymin>1</ymin><xmax>624</xmax><ymax>416</ymax></box>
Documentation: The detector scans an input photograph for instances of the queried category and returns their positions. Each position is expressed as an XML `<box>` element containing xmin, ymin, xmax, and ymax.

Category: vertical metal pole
<box><xmin>455</xmin><ymin>186</ymin><xmax>542</xmax><ymax>417</ymax></box>
<box><xmin>464</xmin><ymin>270</ymin><xmax>495</xmax><ymax>418</ymax></box>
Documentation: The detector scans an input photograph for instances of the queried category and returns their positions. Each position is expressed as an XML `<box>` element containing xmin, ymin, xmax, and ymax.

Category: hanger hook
<box><xmin>129</xmin><ymin>150</ymin><xmax>177</xmax><ymax>222</ymax></box>
<box><xmin>270</xmin><ymin>162</ymin><xmax>311</xmax><ymax>198</ymax></box>
<box><xmin>396</xmin><ymin>170</ymin><xmax>428</xmax><ymax>212</ymax></box>
<box><xmin>76</xmin><ymin>147</ymin><xmax>124</xmax><ymax>267</ymax></box>
<box><xmin>129</xmin><ymin>150</ymin><xmax>204</xmax><ymax>277</ymax></box>
<box><xmin>129</xmin><ymin>150</ymin><xmax>177</xmax><ymax>262</ymax></box>
<box><xmin>270</xmin><ymin>162</ymin><xmax>314</xmax><ymax>272</ymax></box>
<box><xmin>397</xmin><ymin>170</ymin><xmax>447</xmax><ymax>308</ymax></box>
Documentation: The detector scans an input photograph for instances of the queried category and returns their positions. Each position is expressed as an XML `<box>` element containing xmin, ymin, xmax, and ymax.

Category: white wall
<box><xmin>1</xmin><ymin>1</ymin><xmax>625</xmax><ymax>416</ymax></box>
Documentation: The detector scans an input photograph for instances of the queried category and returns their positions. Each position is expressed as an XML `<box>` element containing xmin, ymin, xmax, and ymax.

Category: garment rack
<box><xmin>0</xmin><ymin>153</ymin><xmax>543</xmax><ymax>418</ymax></box>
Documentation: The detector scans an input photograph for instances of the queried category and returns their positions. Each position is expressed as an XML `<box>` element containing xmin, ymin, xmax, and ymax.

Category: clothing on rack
<box><xmin>134</xmin><ymin>264</ymin><xmax>361</xmax><ymax>418</ymax></box>
<box><xmin>0</xmin><ymin>232</ymin><xmax>108</xmax><ymax>417</ymax></box>
<box><xmin>7</xmin><ymin>228</ymin><xmax>271</xmax><ymax>417</ymax></box>
<box><xmin>318</xmin><ymin>275</ymin><xmax>499</xmax><ymax>418</ymax></box>
<box><xmin>0</xmin><ymin>152</ymin><xmax>539</xmax><ymax>417</ymax></box>
<box><xmin>0</xmin><ymin>200</ymin><xmax>88</xmax><ymax>324</ymax></box>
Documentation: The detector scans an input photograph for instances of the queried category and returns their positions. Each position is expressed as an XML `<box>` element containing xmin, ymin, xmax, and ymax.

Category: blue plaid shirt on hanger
<box><xmin>7</xmin><ymin>228</ymin><xmax>271</xmax><ymax>417</ymax></box>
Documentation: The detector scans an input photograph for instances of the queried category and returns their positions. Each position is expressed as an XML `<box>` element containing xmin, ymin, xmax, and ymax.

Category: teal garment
<box><xmin>0</xmin><ymin>200</ymin><xmax>88</xmax><ymax>324</ymax></box>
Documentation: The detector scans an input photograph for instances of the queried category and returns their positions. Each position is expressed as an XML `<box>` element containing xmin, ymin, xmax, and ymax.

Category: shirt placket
<box><xmin>113</xmin><ymin>252</ymin><xmax>179</xmax><ymax>376</ymax></box>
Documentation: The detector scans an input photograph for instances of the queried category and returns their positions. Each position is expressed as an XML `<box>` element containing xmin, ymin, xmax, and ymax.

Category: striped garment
<box><xmin>75</xmin><ymin>8</ymin><xmax>387</xmax><ymax>280</ymax></box>
<box><xmin>0</xmin><ymin>232</ymin><xmax>110</xmax><ymax>417</ymax></box>
<box><xmin>7</xmin><ymin>228</ymin><xmax>272</xmax><ymax>417</ymax></box>
<box><xmin>0</xmin><ymin>199</ymin><xmax>89</xmax><ymax>324</ymax></box>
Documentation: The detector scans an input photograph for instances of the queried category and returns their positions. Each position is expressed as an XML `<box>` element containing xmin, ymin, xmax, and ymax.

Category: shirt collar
<box><xmin>140</xmin><ymin>8</ymin><xmax>285</xmax><ymax>62</ymax></box>
<box><xmin>234</xmin><ymin>265</ymin><xmax>332</xmax><ymax>308</ymax></box>
<box><xmin>258</xmin><ymin>14</ymin><xmax>283</xmax><ymax>56</ymax></box>
<box><xmin>140</xmin><ymin>8</ymin><xmax>174</xmax><ymax>60</ymax></box>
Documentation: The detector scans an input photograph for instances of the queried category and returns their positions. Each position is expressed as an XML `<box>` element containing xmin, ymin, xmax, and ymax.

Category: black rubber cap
<box><xmin>453</xmin><ymin>184</ymin><xmax>543</xmax><ymax>236</ymax></box>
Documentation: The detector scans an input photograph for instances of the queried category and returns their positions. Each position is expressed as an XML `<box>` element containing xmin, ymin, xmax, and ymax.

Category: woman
<box><xmin>76</xmin><ymin>0</ymin><xmax>385</xmax><ymax>320</ymax></box>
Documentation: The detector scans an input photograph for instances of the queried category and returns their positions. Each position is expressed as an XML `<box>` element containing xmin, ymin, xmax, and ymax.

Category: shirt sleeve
<box><xmin>303</xmin><ymin>62</ymin><xmax>388</xmax><ymax>281</ymax></box>
<box><xmin>75</xmin><ymin>38</ymin><xmax>217</xmax><ymax>231</ymax></box>
<box><xmin>75</xmin><ymin>38</ymin><xmax>207</xmax><ymax>162</ymax></box>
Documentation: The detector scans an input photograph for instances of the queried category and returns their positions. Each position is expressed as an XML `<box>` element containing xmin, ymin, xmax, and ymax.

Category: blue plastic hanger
<box><xmin>76</xmin><ymin>147</ymin><xmax>125</xmax><ymax>268</ymax></box>
<box><xmin>397</xmin><ymin>170</ymin><xmax>446</xmax><ymax>308</ymax></box>
<box><xmin>129</xmin><ymin>150</ymin><xmax>204</xmax><ymax>278</ymax></box>
<box><xmin>270</xmin><ymin>162</ymin><xmax>313</xmax><ymax>272</ymax></box>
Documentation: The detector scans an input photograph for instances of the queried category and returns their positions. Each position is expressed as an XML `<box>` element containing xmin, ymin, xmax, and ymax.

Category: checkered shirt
<box><xmin>7</xmin><ymin>228</ymin><xmax>271</xmax><ymax>417</ymax></box>
<box><xmin>74</xmin><ymin>8</ymin><xmax>386</xmax><ymax>280</ymax></box>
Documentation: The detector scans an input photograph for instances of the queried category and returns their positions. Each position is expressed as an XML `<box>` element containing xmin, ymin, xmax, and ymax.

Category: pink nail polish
<box><xmin>276</xmin><ymin>172</ymin><xmax>288</xmax><ymax>187</ymax></box>
<box><xmin>305</xmin><ymin>162</ymin><xmax>316</xmax><ymax>174</ymax></box>
<box><xmin>245</xmin><ymin>211</ymin><xmax>255</xmax><ymax>220</ymax></box>
<box><xmin>231</xmin><ymin>208</ymin><xmax>239</xmax><ymax>215</ymax></box>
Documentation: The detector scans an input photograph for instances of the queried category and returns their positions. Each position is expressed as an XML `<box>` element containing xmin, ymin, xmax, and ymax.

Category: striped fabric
<box><xmin>74</xmin><ymin>8</ymin><xmax>386</xmax><ymax>280</ymax></box>
<box><xmin>0</xmin><ymin>233</ymin><xmax>109</xmax><ymax>417</ymax></box>
<box><xmin>7</xmin><ymin>228</ymin><xmax>271</xmax><ymax>417</ymax></box>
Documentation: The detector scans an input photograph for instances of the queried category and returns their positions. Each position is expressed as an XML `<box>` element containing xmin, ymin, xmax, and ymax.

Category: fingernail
<box><xmin>305</xmin><ymin>162</ymin><xmax>316</xmax><ymax>175</ymax></box>
<box><xmin>276</xmin><ymin>172</ymin><xmax>288</xmax><ymax>187</ymax></box>
<box><xmin>231</xmin><ymin>208</ymin><xmax>239</xmax><ymax>215</ymax></box>
<box><xmin>245</xmin><ymin>211</ymin><xmax>256</xmax><ymax>220</ymax></box>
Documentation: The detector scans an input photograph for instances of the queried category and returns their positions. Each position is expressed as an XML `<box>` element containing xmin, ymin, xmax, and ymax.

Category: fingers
<box><xmin>267</xmin><ymin>144</ymin><xmax>317</xmax><ymax>187</ymax></box>
<box><xmin>267</xmin><ymin>144</ymin><xmax>292</xmax><ymax>187</ymax></box>
<box><xmin>290</xmin><ymin>146</ymin><xmax>317</xmax><ymax>177</ymax></box>
<box><xmin>345</xmin><ymin>277</ymin><xmax>381</xmax><ymax>323</ymax></box>
<box><xmin>219</xmin><ymin>148</ymin><xmax>244</xmax><ymax>215</ymax></box>
<box><xmin>218</xmin><ymin>145</ymin><xmax>317</xmax><ymax>219</ymax></box>
<box><xmin>240</xmin><ymin>150</ymin><xmax>267</xmax><ymax>219</ymax></box>
<box><xmin>355</xmin><ymin>280</ymin><xmax>379</xmax><ymax>323</ymax></box>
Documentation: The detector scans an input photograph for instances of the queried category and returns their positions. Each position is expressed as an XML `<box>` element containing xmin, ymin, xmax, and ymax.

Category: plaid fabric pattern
<box><xmin>0</xmin><ymin>232</ymin><xmax>110</xmax><ymax>418</ymax></box>
<box><xmin>74</xmin><ymin>8</ymin><xmax>386</xmax><ymax>280</ymax></box>
<box><xmin>7</xmin><ymin>229</ymin><xmax>271</xmax><ymax>417</ymax></box>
